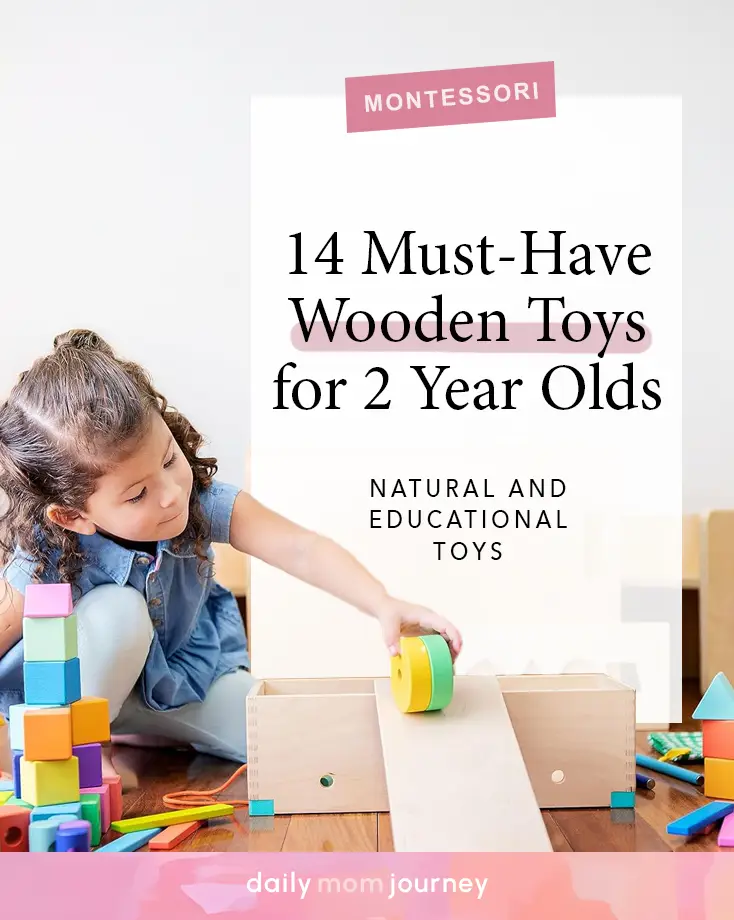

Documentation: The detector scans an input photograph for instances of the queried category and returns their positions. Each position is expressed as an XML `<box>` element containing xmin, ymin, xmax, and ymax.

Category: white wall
<box><xmin>0</xmin><ymin>0</ymin><xmax>730</xmax><ymax>505</ymax></box>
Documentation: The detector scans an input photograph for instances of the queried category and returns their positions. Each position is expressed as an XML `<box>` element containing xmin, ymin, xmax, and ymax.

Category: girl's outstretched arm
<box><xmin>0</xmin><ymin>580</ymin><xmax>23</xmax><ymax>659</ymax></box>
<box><xmin>227</xmin><ymin>492</ymin><xmax>462</xmax><ymax>659</ymax></box>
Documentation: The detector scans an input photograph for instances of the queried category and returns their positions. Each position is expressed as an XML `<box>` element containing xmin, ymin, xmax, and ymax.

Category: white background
<box><xmin>250</xmin><ymin>96</ymin><xmax>681</xmax><ymax>722</ymax></box>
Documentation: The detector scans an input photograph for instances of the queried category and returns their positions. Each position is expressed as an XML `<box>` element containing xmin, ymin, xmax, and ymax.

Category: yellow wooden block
<box><xmin>110</xmin><ymin>803</ymin><xmax>233</xmax><ymax>833</ymax></box>
<box><xmin>20</xmin><ymin>756</ymin><xmax>80</xmax><ymax>807</ymax></box>
<box><xmin>704</xmin><ymin>757</ymin><xmax>734</xmax><ymax>800</ymax></box>
<box><xmin>0</xmin><ymin>791</ymin><xmax>12</xmax><ymax>805</ymax></box>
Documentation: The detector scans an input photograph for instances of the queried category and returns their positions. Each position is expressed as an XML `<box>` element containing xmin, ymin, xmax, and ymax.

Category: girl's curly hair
<box><xmin>0</xmin><ymin>329</ymin><xmax>217</xmax><ymax>591</ymax></box>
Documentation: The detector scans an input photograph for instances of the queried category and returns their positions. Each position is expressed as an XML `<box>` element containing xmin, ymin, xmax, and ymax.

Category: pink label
<box><xmin>345</xmin><ymin>61</ymin><xmax>555</xmax><ymax>133</ymax></box>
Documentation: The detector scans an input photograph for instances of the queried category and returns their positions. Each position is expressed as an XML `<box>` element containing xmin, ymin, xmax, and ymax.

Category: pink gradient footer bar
<box><xmin>0</xmin><ymin>853</ymin><xmax>732</xmax><ymax>918</ymax></box>
<box><xmin>345</xmin><ymin>61</ymin><xmax>556</xmax><ymax>133</ymax></box>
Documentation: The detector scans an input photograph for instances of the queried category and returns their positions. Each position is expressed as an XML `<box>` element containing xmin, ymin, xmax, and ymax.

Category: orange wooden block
<box><xmin>148</xmin><ymin>820</ymin><xmax>202</xmax><ymax>850</ymax></box>
<box><xmin>702</xmin><ymin>720</ymin><xmax>734</xmax><ymax>760</ymax></box>
<box><xmin>70</xmin><ymin>698</ymin><xmax>110</xmax><ymax>746</ymax></box>
<box><xmin>0</xmin><ymin>805</ymin><xmax>30</xmax><ymax>852</ymax></box>
<box><xmin>24</xmin><ymin>707</ymin><xmax>72</xmax><ymax>762</ymax></box>
<box><xmin>103</xmin><ymin>775</ymin><xmax>123</xmax><ymax>823</ymax></box>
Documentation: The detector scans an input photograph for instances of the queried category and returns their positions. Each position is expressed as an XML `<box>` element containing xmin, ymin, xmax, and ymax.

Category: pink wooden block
<box><xmin>24</xmin><ymin>584</ymin><xmax>73</xmax><ymax>618</ymax></box>
<box><xmin>102</xmin><ymin>775</ymin><xmax>122</xmax><ymax>823</ymax></box>
<box><xmin>81</xmin><ymin>783</ymin><xmax>110</xmax><ymax>832</ymax></box>
<box><xmin>718</xmin><ymin>811</ymin><xmax>734</xmax><ymax>847</ymax></box>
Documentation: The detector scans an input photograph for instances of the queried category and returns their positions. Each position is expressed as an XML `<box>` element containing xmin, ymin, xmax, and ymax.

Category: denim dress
<box><xmin>0</xmin><ymin>479</ymin><xmax>250</xmax><ymax>718</ymax></box>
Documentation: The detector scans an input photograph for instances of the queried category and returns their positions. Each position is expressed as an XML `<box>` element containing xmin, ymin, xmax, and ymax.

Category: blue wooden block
<box><xmin>249</xmin><ymin>799</ymin><xmax>275</xmax><ymax>816</ymax></box>
<box><xmin>692</xmin><ymin>671</ymin><xmax>734</xmax><ymax>720</ymax></box>
<box><xmin>667</xmin><ymin>800</ymin><xmax>734</xmax><ymax>836</ymax></box>
<box><xmin>94</xmin><ymin>827</ymin><xmax>163</xmax><ymax>852</ymax></box>
<box><xmin>12</xmin><ymin>749</ymin><xmax>22</xmax><ymax>799</ymax></box>
<box><xmin>56</xmin><ymin>819</ymin><xmax>92</xmax><ymax>852</ymax></box>
<box><xmin>0</xmin><ymin>779</ymin><xmax>13</xmax><ymax>792</ymax></box>
<box><xmin>610</xmin><ymin>791</ymin><xmax>635</xmax><ymax>808</ymax></box>
<box><xmin>23</xmin><ymin>658</ymin><xmax>81</xmax><ymax>706</ymax></box>
<box><xmin>31</xmin><ymin>802</ymin><xmax>83</xmax><ymax>823</ymax></box>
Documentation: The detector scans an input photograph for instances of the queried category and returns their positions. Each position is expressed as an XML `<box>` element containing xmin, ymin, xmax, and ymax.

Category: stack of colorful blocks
<box><xmin>666</xmin><ymin>670</ymin><xmax>734</xmax><ymax>847</ymax></box>
<box><xmin>0</xmin><ymin>583</ymin><xmax>122</xmax><ymax>852</ymax></box>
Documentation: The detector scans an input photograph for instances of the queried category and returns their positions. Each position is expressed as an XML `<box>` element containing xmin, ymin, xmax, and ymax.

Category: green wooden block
<box><xmin>23</xmin><ymin>613</ymin><xmax>78</xmax><ymax>663</ymax></box>
<box><xmin>610</xmin><ymin>790</ymin><xmax>635</xmax><ymax>809</ymax></box>
<box><xmin>6</xmin><ymin>795</ymin><xmax>33</xmax><ymax>810</ymax></box>
<box><xmin>80</xmin><ymin>792</ymin><xmax>101</xmax><ymax>846</ymax></box>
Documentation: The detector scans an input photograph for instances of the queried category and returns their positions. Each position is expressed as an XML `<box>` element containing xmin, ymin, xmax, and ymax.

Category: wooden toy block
<box><xmin>249</xmin><ymin>799</ymin><xmax>274</xmax><ymax>817</ymax></box>
<box><xmin>24</xmin><ymin>583</ymin><xmax>73</xmax><ymax>618</ymax></box>
<box><xmin>56</xmin><ymin>819</ymin><xmax>91</xmax><ymax>852</ymax></box>
<box><xmin>704</xmin><ymin>757</ymin><xmax>734</xmax><ymax>800</ymax></box>
<box><xmin>718</xmin><ymin>811</ymin><xmax>734</xmax><ymax>847</ymax></box>
<box><xmin>29</xmin><ymin>815</ymin><xmax>70</xmax><ymax>852</ymax></box>
<box><xmin>610</xmin><ymin>791</ymin><xmax>635</xmax><ymax>808</ymax></box>
<box><xmin>31</xmin><ymin>801</ymin><xmax>83</xmax><ymax>823</ymax></box>
<box><xmin>668</xmin><ymin>800</ymin><xmax>734</xmax><ymax>835</ymax></box>
<box><xmin>80</xmin><ymin>793</ymin><xmax>102</xmax><ymax>846</ymax></box>
<box><xmin>692</xmin><ymin>672</ymin><xmax>734</xmax><ymax>720</ymax></box>
<box><xmin>6</xmin><ymin>796</ymin><xmax>33</xmax><ymax>810</ymax></box>
<box><xmin>23</xmin><ymin>658</ymin><xmax>81</xmax><ymax>706</ymax></box>
<box><xmin>73</xmin><ymin>743</ymin><xmax>103</xmax><ymax>788</ymax></box>
<box><xmin>81</xmin><ymin>784</ymin><xmax>110</xmax><ymax>832</ymax></box>
<box><xmin>110</xmin><ymin>803</ymin><xmax>233</xmax><ymax>833</ymax></box>
<box><xmin>148</xmin><ymin>820</ymin><xmax>202</xmax><ymax>850</ymax></box>
<box><xmin>23</xmin><ymin>614</ymin><xmax>78</xmax><ymax>662</ymax></box>
<box><xmin>103</xmin><ymin>775</ymin><xmax>123</xmax><ymax>823</ymax></box>
<box><xmin>0</xmin><ymin>791</ymin><xmax>11</xmax><ymax>805</ymax></box>
<box><xmin>245</xmin><ymin>673</ymin><xmax>635</xmax><ymax>814</ymax></box>
<box><xmin>24</xmin><ymin>707</ymin><xmax>72</xmax><ymax>761</ymax></box>
<box><xmin>94</xmin><ymin>827</ymin><xmax>162</xmax><ymax>852</ymax></box>
<box><xmin>702</xmin><ymin>720</ymin><xmax>734</xmax><ymax>760</ymax></box>
<box><xmin>0</xmin><ymin>804</ymin><xmax>31</xmax><ymax>852</ymax></box>
<box><xmin>70</xmin><ymin>697</ymin><xmax>111</xmax><ymax>745</ymax></box>
<box><xmin>0</xmin><ymin>779</ymin><xmax>12</xmax><ymax>792</ymax></box>
<box><xmin>8</xmin><ymin>703</ymin><xmax>58</xmax><ymax>750</ymax></box>
<box><xmin>20</xmin><ymin>756</ymin><xmax>80</xmax><ymax>807</ymax></box>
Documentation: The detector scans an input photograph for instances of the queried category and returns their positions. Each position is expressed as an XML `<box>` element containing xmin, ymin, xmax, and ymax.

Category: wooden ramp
<box><xmin>373</xmin><ymin>674</ymin><xmax>552</xmax><ymax>852</ymax></box>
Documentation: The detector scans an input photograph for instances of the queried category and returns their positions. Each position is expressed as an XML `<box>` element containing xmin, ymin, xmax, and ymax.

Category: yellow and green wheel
<box><xmin>390</xmin><ymin>634</ymin><xmax>454</xmax><ymax>713</ymax></box>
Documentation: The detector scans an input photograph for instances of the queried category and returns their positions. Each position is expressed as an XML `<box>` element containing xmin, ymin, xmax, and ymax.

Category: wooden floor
<box><xmin>105</xmin><ymin>679</ymin><xmax>718</xmax><ymax>853</ymax></box>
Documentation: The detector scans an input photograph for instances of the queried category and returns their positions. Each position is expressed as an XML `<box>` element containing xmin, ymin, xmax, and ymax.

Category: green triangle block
<box><xmin>692</xmin><ymin>671</ymin><xmax>734</xmax><ymax>720</ymax></box>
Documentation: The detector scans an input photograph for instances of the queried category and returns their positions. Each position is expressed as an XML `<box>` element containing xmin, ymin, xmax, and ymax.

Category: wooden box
<box><xmin>245</xmin><ymin>673</ymin><xmax>634</xmax><ymax>815</ymax></box>
<box><xmin>246</xmin><ymin>678</ymin><xmax>389</xmax><ymax>815</ymax></box>
<box><xmin>497</xmin><ymin>673</ymin><xmax>636</xmax><ymax>808</ymax></box>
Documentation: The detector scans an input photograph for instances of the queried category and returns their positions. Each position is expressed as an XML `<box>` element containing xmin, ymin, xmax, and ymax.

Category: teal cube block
<box><xmin>23</xmin><ymin>614</ymin><xmax>78</xmax><ymax>662</ymax></box>
<box><xmin>610</xmin><ymin>790</ymin><xmax>635</xmax><ymax>808</ymax></box>
<box><xmin>23</xmin><ymin>658</ymin><xmax>81</xmax><ymax>706</ymax></box>
<box><xmin>249</xmin><ymin>799</ymin><xmax>275</xmax><ymax>816</ymax></box>
<box><xmin>29</xmin><ymin>815</ymin><xmax>71</xmax><ymax>852</ymax></box>
<box><xmin>31</xmin><ymin>802</ymin><xmax>84</xmax><ymax>823</ymax></box>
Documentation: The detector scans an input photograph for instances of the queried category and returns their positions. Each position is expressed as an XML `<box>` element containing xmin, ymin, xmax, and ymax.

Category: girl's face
<box><xmin>50</xmin><ymin>412</ymin><xmax>194</xmax><ymax>543</ymax></box>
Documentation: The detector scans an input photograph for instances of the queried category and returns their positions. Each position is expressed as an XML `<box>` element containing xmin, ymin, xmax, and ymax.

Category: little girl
<box><xmin>0</xmin><ymin>330</ymin><xmax>461</xmax><ymax>766</ymax></box>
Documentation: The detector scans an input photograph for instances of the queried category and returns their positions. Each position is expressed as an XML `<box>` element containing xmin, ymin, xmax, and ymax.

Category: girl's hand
<box><xmin>375</xmin><ymin>596</ymin><xmax>463</xmax><ymax>662</ymax></box>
